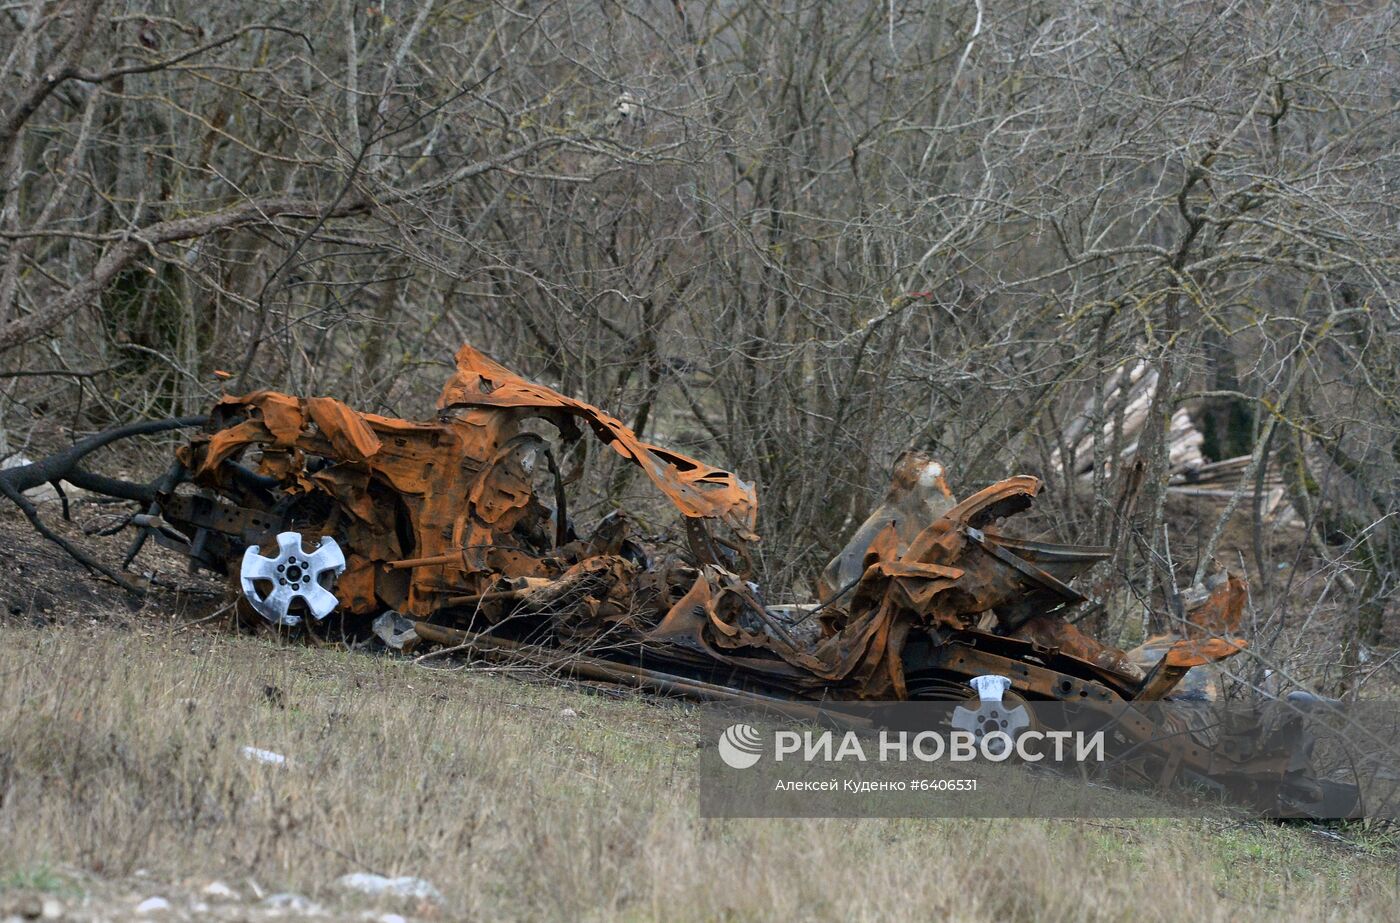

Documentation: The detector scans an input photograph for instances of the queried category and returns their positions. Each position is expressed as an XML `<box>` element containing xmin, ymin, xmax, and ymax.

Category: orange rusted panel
<box><xmin>1182</xmin><ymin>573</ymin><xmax>1248</xmax><ymax>638</ymax></box>
<box><xmin>305</xmin><ymin>397</ymin><xmax>382</xmax><ymax>461</ymax></box>
<box><xmin>438</xmin><ymin>345</ymin><xmax>758</xmax><ymax>540</ymax></box>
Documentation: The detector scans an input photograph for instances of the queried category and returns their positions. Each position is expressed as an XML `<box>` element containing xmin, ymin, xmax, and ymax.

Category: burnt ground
<box><xmin>0</xmin><ymin>500</ymin><xmax>230</xmax><ymax>631</ymax></box>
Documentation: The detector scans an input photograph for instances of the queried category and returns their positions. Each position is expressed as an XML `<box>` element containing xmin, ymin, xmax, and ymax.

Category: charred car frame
<box><xmin>0</xmin><ymin>344</ymin><xmax>1369</xmax><ymax>818</ymax></box>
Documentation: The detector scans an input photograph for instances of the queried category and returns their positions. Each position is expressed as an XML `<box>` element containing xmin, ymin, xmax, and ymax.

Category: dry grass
<box><xmin>0</xmin><ymin>620</ymin><xmax>1397</xmax><ymax>922</ymax></box>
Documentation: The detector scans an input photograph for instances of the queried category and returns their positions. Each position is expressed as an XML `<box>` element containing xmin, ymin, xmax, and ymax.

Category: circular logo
<box><xmin>717</xmin><ymin>723</ymin><xmax>764</xmax><ymax>769</ymax></box>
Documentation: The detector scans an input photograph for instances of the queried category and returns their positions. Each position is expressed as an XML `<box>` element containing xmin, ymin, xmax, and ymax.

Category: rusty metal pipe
<box><xmin>386</xmin><ymin>552</ymin><xmax>462</xmax><ymax>570</ymax></box>
<box><xmin>410</xmin><ymin>621</ymin><xmax>869</xmax><ymax>726</ymax></box>
<box><xmin>441</xmin><ymin>589</ymin><xmax>529</xmax><ymax>606</ymax></box>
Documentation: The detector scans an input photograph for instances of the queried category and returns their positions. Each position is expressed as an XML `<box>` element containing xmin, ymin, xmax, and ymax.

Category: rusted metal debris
<box><xmin>138</xmin><ymin>345</ymin><xmax>1238</xmax><ymax>699</ymax></box>
<box><xmin>0</xmin><ymin>343</ymin><xmax>1360</xmax><ymax>816</ymax></box>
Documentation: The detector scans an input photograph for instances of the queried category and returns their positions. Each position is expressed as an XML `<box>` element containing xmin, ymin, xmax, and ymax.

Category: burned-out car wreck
<box><xmin>0</xmin><ymin>344</ymin><xmax>1372</xmax><ymax>817</ymax></box>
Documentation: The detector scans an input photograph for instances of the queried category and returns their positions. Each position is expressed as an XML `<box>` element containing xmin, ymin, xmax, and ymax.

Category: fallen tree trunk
<box><xmin>0</xmin><ymin>416</ymin><xmax>207</xmax><ymax>591</ymax></box>
<box><xmin>0</xmin><ymin>417</ymin><xmax>205</xmax><ymax>494</ymax></box>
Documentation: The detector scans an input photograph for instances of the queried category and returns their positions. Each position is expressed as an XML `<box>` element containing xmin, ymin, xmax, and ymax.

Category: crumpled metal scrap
<box><xmin>154</xmin><ymin>343</ymin><xmax>1245</xmax><ymax>706</ymax></box>
<box><xmin>165</xmin><ymin>345</ymin><xmax>754</xmax><ymax>625</ymax></box>
<box><xmin>5</xmin><ymin>340</ymin><xmax>1346</xmax><ymax>817</ymax></box>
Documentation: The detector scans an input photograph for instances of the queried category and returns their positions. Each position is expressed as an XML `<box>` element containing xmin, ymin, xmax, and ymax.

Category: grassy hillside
<box><xmin>0</xmin><ymin>619</ymin><xmax>1396</xmax><ymax>923</ymax></box>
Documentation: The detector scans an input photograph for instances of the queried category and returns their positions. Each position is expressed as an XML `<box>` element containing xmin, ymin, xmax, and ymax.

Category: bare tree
<box><xmin>2</xmin><ymin>0</ymin><xmax>1397</xmax><ymax>692</ymax></box>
